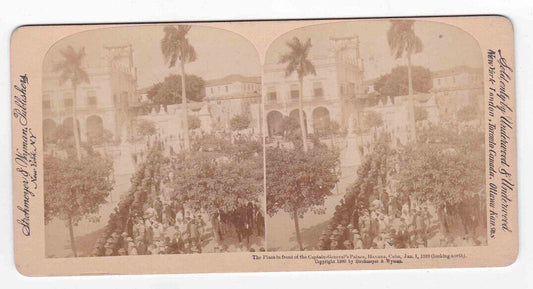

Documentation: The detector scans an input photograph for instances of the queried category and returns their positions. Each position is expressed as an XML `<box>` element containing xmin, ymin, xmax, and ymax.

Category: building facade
<box><xmin>136</xmin><ymin>102</ymin><xmax>211</xmax><ymax>147</ymax></box>
<box><xmin>430</xmin><ymin>65</ymin><xmax>483</xmax><ymax>121</ymax></box>
<box><xmin>42</xmin><ymin>44</ymin><xmax>139</xmax><ymax>145</ymax></box>
<box><xmin>359</xmin><ymin>65</ymin><xmax>483</xmax><ymax>149</ymax></box>
<box><xmin>362</xmin><ymin>94</ymin><xmax>441</xmax><ymax>147</ymax></box>
<box><xmin>264</xmin><ymin>36</ymin><xmax>366</xmax><ymax>138</ymax></box>
<box><xmin>204</xmin><ymin>74</ymin><xmax>262</xmax><ymax>133</ymax></box>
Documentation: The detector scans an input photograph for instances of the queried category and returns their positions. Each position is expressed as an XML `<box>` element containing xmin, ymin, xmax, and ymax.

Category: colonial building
<box><xmin>42</xmin><ymin>44</ymin><xmax>139</xmax><ymax>145</ymax></box>
<box><xmin>363</xmin><ymin>94</ymin><xmax>440</xmax><ymax>147</ymax></box>
<box><xmin>264</xmin><ymin>36</ymin><xmax>366</xmax><ymax>138</ymax></box>
<box><xmin>359</xmin><ymin>65</ymin><xmax>483</xmax><ymax>148</ymax></box>
<box><xmin>136</xmin><ymin>102</ymin><xmax>211</xmax><ymax>145</ymax></box>
<box><xmin>133</xmin><ymin>74</ymin><xmax>262</xmax><ymax>147</ymax></box>
<box><xmin>430</xmin><ymin>65</ymin><xmax>483</xmax><ymax>121</ymax></box>
<box><xmin>204</xmin><ymin>74</ymin><xmax>262</xmax><ymax>133</ymax></box>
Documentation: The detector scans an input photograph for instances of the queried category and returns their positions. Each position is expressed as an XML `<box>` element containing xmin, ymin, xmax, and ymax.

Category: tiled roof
<box><xmin>205</xmin><ymin>74</ymin><xmax>261</xmax><ymax>86</ymax></box>
<box><xmin>432</xmin><ymin>65</ymin><xmax>482</xmax><ymax>78</ymax></box>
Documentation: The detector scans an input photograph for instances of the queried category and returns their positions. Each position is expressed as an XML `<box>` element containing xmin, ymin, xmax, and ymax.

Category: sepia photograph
<box><xmin>264</xmin><ymin>20</ymin><xmax>486</xmax><ymax>251</ymax></box>
<box><xmin>9</xmin><ymin>15</ymin><xmax>518</xmax><ymax>277</ymax></box>
<box><xmin>42</xmin><ymin>24</ymin><xmax>265</xmax><ymax>258</ymax></box>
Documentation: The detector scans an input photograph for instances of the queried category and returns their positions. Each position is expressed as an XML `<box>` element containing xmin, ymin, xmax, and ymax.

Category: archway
<box><xmin>266</xmin><ymin>110</ymin><xmax>284</xmax><ymax>137</ymax></box>
<box><xmin>43</xmin><ymin>119</ymin><xmax>57</xmax><ymax>144</ymax></box>
<box><xmin>312</xmin><ymin>106</ymin><xmax>331</xmax><ymax>137</ymax></box>
<box><xmin>61</xmin><ymin>117</ymin><xmax>80</xmax><ymax>141</ymax></box>
<box><xmin>87</xmin><ymin>115</ymin><xmax>105</xmax><ymax>144</ymax></box>
<box><xmin>289</xmin><ymin>109</ymin><xmax>307</xmax><ymax>135</ymax></box>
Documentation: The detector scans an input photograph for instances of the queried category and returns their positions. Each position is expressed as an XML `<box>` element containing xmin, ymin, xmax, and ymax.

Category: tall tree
<box><xmin>387</xmin><ymin>20</ymin><xmax>423</xmax><ymax>142</ymax></box>
<box><xmin>396</xmin><ymin>125</ymin><xmax>484</xmax><ymax>235</ymax></box>
<box><xmin>374</xmin><ymin>65</ymin><xmax>432</xmax><ymax>97</ymax></box>
<box><xmin>53</xmin><ymin>46</ymin><xmax>89</xmax><ymax>160</ymax></box>
<box><xmin>279</xmin><ymin>37</ymin><xmax>316</xmax><ymax>152</ymax></box>
<box><xmin>147</xmin><ymin>74</ymin><xmax>206</xmax><ymax>107</ymax></box>
<box><xmin>170</xmin><ymin>150</ymin><xmax>263</xmax><ymax>213</ymax></box>
<box><xmin>266</xmin><ymin>145</ymin><xmax>340</xmax><ymax>251</ymax></box>
<box><xmin>161</xmin><ymin>25</ymin><xmax>198</xmax><ymax>151</ymax></box>
<box><xmin>44</xmin><ymin>154</ymin><xmax>114</xmax><ymax>257</ymax></box>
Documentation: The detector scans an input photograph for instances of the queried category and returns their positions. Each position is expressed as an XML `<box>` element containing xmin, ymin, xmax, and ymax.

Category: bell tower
<box><xmin>330</xmin><ymin>35</ymin><xmax>362</xmax><ymax>68</ymax></box>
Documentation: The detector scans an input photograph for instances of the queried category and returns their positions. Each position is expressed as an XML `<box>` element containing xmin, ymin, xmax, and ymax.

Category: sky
<box><xmin>43</xmin><ymin>24</ymin><xmax>262</xmax><ymax>89</ymax></box>
<box><xmin>43</xmin><ymin>20</ymin><xmax>482</xmax><ymax>89</ymax></box>
<box><xmin>265</xmin><ymin>19</ymin><xmax>483</xmax><ymax>80</ymax></box>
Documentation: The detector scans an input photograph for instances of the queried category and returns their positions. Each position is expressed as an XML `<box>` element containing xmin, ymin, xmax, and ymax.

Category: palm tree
<box><xmin>54</xmin><ymin>46</ymin><xmax>89</xmax><ymax>162</ymax></box>
<box><xmin>279</xmin><ymin>37</ymin><xmax>316</xmax><ymax>153</ymax></box>
<box><xmin>279</xmin><ymin>37</ymin><xmax>316</xmax><ymax>251</ymax></box>
<box><xmin>387</xmin><ymin>20</ymin><xmax>423</xmax><ymax>142</ymax></box>
<box><xmin>161</xmin><ymin>25</ymin><xmax>197</xmax><ymax>151</ymax></box>
<box><xmin>53</xmin><ymin>46</ymin><xmax>89</xmax><ymax>257</ymax></box>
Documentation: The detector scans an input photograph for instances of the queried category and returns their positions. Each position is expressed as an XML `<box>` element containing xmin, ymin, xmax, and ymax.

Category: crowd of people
<box><xmin>92</xmin><ymin>196</ymin><xmax>265</xmax><ymax>256</ymax></box>
<box><xmin>91</xmin><ymin>135</ymin><xmax>265</xmax><ymax>257</ymax></box>
<box><xmin>313</xmin><ymin>125</ymin><xmax>486</xmax><ymax>252</ymax></box>
<box><xmin>318</xmin><ymin>191</ymin><xmax>486</xmax><ymax>251</ymax></box>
